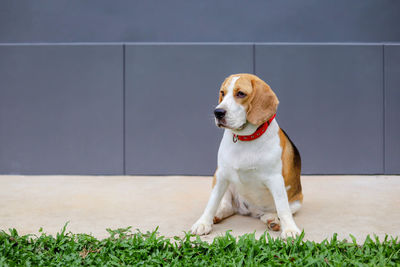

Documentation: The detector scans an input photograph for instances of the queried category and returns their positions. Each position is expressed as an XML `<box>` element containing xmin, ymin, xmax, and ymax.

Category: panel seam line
<box><xmin>253</xmin><ymin>43</ymin><xmax>256</xmax><ymax>75</ymax></box>
<box><xmin>382</xmin><ymin>45</ymin><xmax>385</xmax><ymax>174</ymax></box>
<box><xmin>123</xmin><ymin>44</ymin><xmax>126</xmax><ymax>175</ymax></box>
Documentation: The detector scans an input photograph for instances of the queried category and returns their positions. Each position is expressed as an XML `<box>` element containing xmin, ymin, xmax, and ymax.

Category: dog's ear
<box><xmin>246</xmin><ymin>78</ymin><xmax>279</xmax><ymax>125</ymax></box>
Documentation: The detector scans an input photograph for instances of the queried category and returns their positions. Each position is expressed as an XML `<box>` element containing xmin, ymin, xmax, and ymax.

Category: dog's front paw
<box><xmin>191</xmin><ymin>220</ymin><xmax>212</xmax><ymax>236</ymax></box>
<box><xmin>280</xmin><ymin>226</ymin><xmax>301</xmax><ymax>239</ymax></box>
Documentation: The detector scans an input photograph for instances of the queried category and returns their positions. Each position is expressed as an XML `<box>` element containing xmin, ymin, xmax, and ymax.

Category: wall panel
<box><xmin>1</xmin><ymin>0</ymin><xmax>399</xmax><ymax>43</ymax></box>
<box><xmin>255</xmin><ymin>44</ymin><xmax>384</xmax><ymax>174</ymax></box>
<box><xmin>0</xmin><ymin>44</ymin><xmax>123</xmax><ymax>174</ymax></box>
<box><xmin>125</xmin><ymin>44</ymin><xmax>253</xmax><ymax>175</ymax></box>
<box><xmin>384</xmin><ymin>45</ymin><xmax>400</xmax><ymax>174</ymax></box>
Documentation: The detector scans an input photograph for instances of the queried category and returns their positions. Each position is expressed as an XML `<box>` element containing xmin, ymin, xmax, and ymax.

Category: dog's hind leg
<box><xmin>260</xmin><ymin>201</ymin><xmax>302</xmax><ymax>231</ymax></box>
<box><xmin>289</xmin><ymin>200</ymin><xmax>302</xmax><ymax>215</ymax></box>
<box><xmin>213</xmin><ymin>186</ymin><xmax>235</xmax><ymax>224</ymax></box>
<box><xmin>260</xmin><ymin>213</ymin><xmax>281</xmax><ymax>231</ymax></box>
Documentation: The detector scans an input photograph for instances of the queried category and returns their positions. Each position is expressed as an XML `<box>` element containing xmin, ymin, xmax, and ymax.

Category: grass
<box><xmin>1</xmin><ymin>224</ymin><xmax>399</xmax><ymax>266</ymax></box>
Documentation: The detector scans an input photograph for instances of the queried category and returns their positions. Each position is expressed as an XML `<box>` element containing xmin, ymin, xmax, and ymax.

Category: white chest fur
<box><xmin>217</xmin><ymin>120</ymin><xmax>283</xmax><ymax>209</ymax></box>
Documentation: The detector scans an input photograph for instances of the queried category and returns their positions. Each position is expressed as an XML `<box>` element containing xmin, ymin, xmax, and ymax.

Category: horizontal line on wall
<box><xmin>0</xmin><ymin>42</ymin><xmax>126</xmax><ymax>46</ymax></box>
<box><xmin>1</xmin><ymin>42</ymin><xmax>400</xmax><ymax>46</ymax></box>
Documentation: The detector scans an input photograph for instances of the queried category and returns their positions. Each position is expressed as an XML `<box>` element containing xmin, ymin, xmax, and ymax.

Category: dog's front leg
<box><xmin>264</xmin><ymin>175</ymin><xmax>301</xmax><ymax>239</ymax></box>
<box><xmin>191</xmin><ymin>175</ymin><xmax>229</xmax><ymax>235</ymax></box>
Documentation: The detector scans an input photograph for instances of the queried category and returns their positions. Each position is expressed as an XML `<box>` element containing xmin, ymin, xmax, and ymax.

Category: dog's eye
<box><xmin>220</xmin><ymin>91</ymin><xmax>225</xmax><ymax>97</ymax></box>
<box><xmin>236</xmin><ymin>91</ymin><xmax>246</xmax><ymax>98</ymax></box>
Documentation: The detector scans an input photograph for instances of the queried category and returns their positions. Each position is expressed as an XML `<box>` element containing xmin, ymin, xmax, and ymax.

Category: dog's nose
<box><xmin>214</xmin><ymin>108</ymin><xmax>226</xmax><ymax>120</ymax></box>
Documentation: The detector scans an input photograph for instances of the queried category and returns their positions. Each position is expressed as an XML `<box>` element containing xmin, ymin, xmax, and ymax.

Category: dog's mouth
<box><xmin>217</xmin><ymin>122</ymin><xmax>229</xmax><ymax>129</ymax></box>
<box><xmin>216</xmin><ymin>120</ymin><xmax>246</xmax><ymax>131</ymax></box>
<box><xmin>216</xmin><ymin>119</ymin><xmax>226</xmax><ymax>128</ymax></box>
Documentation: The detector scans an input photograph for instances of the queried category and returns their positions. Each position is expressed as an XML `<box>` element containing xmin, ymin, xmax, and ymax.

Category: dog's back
<box><xmin>279</xmin><ymin>128</ymin><xmax>303</xmax><ymax>203</ymax></box>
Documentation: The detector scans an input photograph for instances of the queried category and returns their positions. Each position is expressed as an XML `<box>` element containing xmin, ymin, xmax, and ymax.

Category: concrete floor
<box><xmin>0</xmin><ymin>175</ymin><xmax>399</xmax><ymax>243</ymax></box>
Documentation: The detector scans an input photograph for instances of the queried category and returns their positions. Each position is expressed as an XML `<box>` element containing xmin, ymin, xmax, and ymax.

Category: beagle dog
<box><xmin>191</xmin><ymin>73</ymin><xmax>302</xmax><ymax>239</ymax></box>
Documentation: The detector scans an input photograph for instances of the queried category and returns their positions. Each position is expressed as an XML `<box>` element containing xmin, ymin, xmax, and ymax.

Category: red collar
<box><xmin>233</xmin><ymin>114</ymin><xmax>276</xmax><ymax>143</ymax></box>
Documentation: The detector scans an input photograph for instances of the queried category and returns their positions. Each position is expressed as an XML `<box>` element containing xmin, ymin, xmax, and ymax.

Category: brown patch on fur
<box><xmin>267</xmin><ymin>220</ymin><xmax>281</xmax><ymax>231</ymax></box>
<box><xmin>278</xmin><ymin>128</ymin><xmax>303</xmax><ymax>203</ymax></box>
<box><xmin>213</xmin><ymin>216</ymin><xmax>222</xmax><ymax>224</ymax></box>
<box><xmin>218</xmin><ymin>78</ymin><xmax>230</xmax><ymax>103</ymax></box>
<box><xmin>231</xmin><ymin>75</ymin><xmax>254</xmax><ymax>108</ymax></box>
<box><xmin>246</xmin><ymin>77</ymin><xmax>279</xmax><ymax>125</ymax></box>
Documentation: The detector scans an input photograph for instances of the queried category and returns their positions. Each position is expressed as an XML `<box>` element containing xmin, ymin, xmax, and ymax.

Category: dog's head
<box><xmin>214</xmin><ymin>73</ymin><xmax>279</xmax><ymax>130</ymax></box>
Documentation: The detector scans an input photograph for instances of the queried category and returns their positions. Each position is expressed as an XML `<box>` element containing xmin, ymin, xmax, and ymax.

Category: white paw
<box><xmin>280</xmin><ymin>226</ymin><xmax>301</xmax><ymax>239</ymax></box>
<box><xmin>191</xmin><ymin>220</ymin><xmax>212</xmax><ymax>236</ymax></box>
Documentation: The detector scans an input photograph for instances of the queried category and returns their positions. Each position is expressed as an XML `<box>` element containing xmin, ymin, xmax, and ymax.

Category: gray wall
<box><xmin>1</xmin><ymin>0</ymin><xmax>400</xmax><ymax>43</ymax></box>
<box><xmin>0</xmin><ymin>45</ymin><xmax>123</xmax><ymax>174</ymax></box>
<box><xmin>0</xmin><ymin>43</ymin><xmax>399</xmax><ymax>175</ymax></box>
<box><xmin>385</xmin><ymin>45</ymin><xmax>400</xmax><ymax>174</ymax></box>
<box><xmin>0</xmin><ymin>1</ymin><xmax>399</xmax><ymax>175</ymax></box>
<box><xmin>256</xmin><ymin>44</ymin><xmax>384</xmax><ymax>174</ymax></box>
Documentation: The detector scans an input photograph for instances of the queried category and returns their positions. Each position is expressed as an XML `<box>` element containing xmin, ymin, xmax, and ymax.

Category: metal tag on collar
<box><xmin>233</xmin><ymin>134</ymin><xmax>238</xmax><ymax>143</ymax></box>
